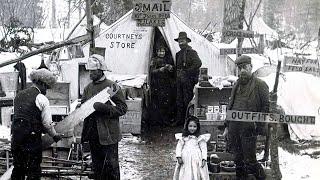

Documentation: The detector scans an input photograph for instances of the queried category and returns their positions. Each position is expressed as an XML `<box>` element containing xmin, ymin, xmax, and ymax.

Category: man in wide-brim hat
<box><xmin>174</xmin><ymin>31</ymin><xmax>202</xmax><ymax>126</ymax></box>
<box><xmin>11</xmin><ymin>68</ymin><xmax>62</xmax><ymax>180</ymax></box>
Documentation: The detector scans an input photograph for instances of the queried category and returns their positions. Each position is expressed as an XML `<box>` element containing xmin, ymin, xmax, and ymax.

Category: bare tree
<box><xmin>0</xmin><ymin>0</ymin><xmax>44</xmax><ymax>28</ymax></box>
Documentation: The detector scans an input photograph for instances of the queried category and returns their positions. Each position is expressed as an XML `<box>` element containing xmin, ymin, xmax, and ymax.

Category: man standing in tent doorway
<box><xmin>174</xmin><ymin>31</ymin><xmax>202</xmax><ymax>126</ymax></box>
<box><xmin>80</xmin><ymin>54</ymin><xmax>127</xmax><ymax>180</ymax></box>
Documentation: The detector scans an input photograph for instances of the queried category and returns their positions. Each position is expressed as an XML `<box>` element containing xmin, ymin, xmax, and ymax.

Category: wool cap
<box><xmin>235</xmin><ymin>55</ymin><xmax>251</xmax><ymax>65</ymax></box>
<box><xmin>29</xmin><ymin>68</ymin><xmax>57</xmax><ymax>88</ymax></box>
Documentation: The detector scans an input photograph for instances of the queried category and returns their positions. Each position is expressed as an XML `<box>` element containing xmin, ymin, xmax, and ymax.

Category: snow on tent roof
<box><xmin>260</xmin><ymin>72</ymin><xmax>320</xmax><ymax>141</ymax></box>
<box><xmin>246</xmin><ymin>17</ymin><xmax>278</xmax><ymax>39</ymax></box>
<box><xmin>80</xmin><ymin>10</ymin><xmax>229</xmax><ymax>77</ymax></box>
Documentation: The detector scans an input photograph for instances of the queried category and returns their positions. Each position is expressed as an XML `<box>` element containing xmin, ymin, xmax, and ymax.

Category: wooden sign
<box><xmin>222</xmin><ymin>30</ymin><xmax>254</xmax><ymax>38</ymax></box>
<box><xmin>136</xmin><ymin>18</ymin><xmax>165</xmax><ymax>27</ymax></box>
<box><xmin>133</xmin><ymin>0</ymin><xmax>172</xmax><ymax>27</ymax></box>
<box><xmin>220</xmin><ymin>48</ymin><xmax>259</xmax><ymax>55</ymax></box>
<box><xmin>283</xmin><ymin>56</ymin><xmax>320</xmax><ymax>76</ymax></box>
<box><xmin>226</xmin><ymin>110</ymin><xmax>316</xmax><ymax>125</ymax></box>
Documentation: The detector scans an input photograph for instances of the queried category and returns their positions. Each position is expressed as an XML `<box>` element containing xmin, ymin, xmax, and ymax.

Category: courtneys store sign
<box><xmin>132</xmin><ymin>0</ymin><xmax>172</xmax><ymax>27</ymax></box>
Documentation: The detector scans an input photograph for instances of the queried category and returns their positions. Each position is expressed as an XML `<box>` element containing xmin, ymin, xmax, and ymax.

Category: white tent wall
<box><xmin>80</xmin><ymin>10</ymin><xmax>231</xmax><ymax>77</ymax></box>
<box><xmin>82</xmin><ymin>11</ymin><xmax>153</xmax><ymax>75</ymax></box>
<box><xmin>261</xmin><ymin>72</ymin><xmax>320</xmax><ymax>141</ymax></box>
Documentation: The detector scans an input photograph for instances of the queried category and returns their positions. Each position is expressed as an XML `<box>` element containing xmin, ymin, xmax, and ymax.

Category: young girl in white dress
<box><xmin>173</xmin><ymin>116</ymin><xmax>211</xmax><ymax>180</ymax></box>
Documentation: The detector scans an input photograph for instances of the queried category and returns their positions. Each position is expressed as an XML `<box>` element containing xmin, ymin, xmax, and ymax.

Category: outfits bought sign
<box><xmin>226</xmin><ymin>110</ymin><xmax>315</xmax><ymax>125</ymax></box>
<box><xmin>132</xmin><ymin>0</ymin><xmax>172</xmax><ymax>27</ymax></box>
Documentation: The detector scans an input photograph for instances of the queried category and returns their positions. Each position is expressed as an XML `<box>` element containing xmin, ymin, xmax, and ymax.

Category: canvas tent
<box><xmin>77</xmin><ymin>10</ymin><xmax>234</xmax><ymax>78</ymax></box>
<box><xmin>260</xmin><ymin>72</ymin><xmax>320</xmax><ymax>141</ymax></box>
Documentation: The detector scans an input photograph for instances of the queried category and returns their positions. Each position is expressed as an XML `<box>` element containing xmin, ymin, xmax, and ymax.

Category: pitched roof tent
<box><xmin>80</xmin><ymin>10</ymin><xmax>233</xmax><ymax>77</ymax></box>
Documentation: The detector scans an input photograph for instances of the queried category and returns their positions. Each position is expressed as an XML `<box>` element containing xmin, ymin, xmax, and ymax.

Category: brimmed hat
<box><xmin>86</xmin><ymin>54</ymin><xmax>110</xmax><ymax>71</ymax></box>
<box><xmin>29</xmin><ymin>68</ymin><xmax>57</xmax><ymax>88</ymax></box>
<box><xmin>235</xmin><ymin>55</ymin><xmax>252</xmax><ymax>66</ymax></box>
<box><xmin>174</xmin><ymin>32</ymin><xmax>191</xmax><ymax>42</ymax></box>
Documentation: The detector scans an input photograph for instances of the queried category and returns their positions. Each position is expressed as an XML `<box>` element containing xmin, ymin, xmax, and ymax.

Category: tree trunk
<box><xmin>51</xmin><ymin>0</ymin><xmax>57</xmax><ymax>28</ymax></box>
<box><xmin>221</xmin><ymin>0</ymin><xmax>246</xmax><ymax>44</ymax></box>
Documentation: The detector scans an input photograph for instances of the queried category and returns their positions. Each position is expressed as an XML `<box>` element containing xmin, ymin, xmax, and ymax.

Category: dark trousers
<box><xmin>176</xmin><ymin>80</ymin><xmax>195</xmax><ymax>125</ymax></box>
<box><xmin>228</xmin><ymin>122</ymin><xmax>266</xmax><ymax>180</ymax></box>
<box><xmin>89</xmin><ymin>140</ymin><xmax>120</xmax><ymax>180</ymax></box>
<box><xmin>11</xmin><ymin>134</ymin><xmax>42</xmax><ymax>180</ymax></box>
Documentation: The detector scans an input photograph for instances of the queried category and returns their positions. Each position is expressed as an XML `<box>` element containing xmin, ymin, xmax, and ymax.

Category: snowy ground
<box><xmin>1</xmin><ymin>126</ymin><xmax>320</xmax><ymax>179</ymax></box>
<box><xmin>279</xmin><ymin>147</ymin><xmax>320</xmax><ymax>180</ymax></box>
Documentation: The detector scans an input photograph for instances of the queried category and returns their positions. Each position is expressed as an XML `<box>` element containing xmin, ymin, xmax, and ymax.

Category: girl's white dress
<box><xmin>173</xmin><ymin>133</ymin><xmax>211</xmax><ymax>180</ymax></box>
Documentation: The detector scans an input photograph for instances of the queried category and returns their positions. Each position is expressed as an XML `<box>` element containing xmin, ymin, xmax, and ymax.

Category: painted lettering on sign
<box><xmin>222</xmin><ymin>30</ymin><xmax>254</xmax><ymax>38</ymax></box>
<box><xmin>283</xmin><ymin>56</ymin><xmax>320</xmax><ymax>76</ymax></box>
<box><xmin>226</xmin><ymin>110</ymin><xmax>315</xmax><ymax>125</ymax></box>
<box><xmin>136</xmin><ymin>19</ymin><xmax>165</xmax><ymax>27</ymax></box>
<box><xmin>105</xmin><ymin>33</ymin><xmax>142</xmax><ymax>49</ymax></box>
<box><xmin>133</xmin><ymin>13</ymin><xmax>170</xmax><ymax>19</ymax></box>
<box><xmin>132</xmin><ymin>0</ymin><xmax>172</xmax><ymax>27</ymax></box>
<box><xmin>220</xmin><ymin>48</ymin><xmax>259</xmax><ymax>55</ymax></box>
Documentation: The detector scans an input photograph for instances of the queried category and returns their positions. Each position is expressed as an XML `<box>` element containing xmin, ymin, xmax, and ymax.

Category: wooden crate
<box><xmin>210</xmin><ymin>168</ymin><xmax>272</xmax><ymax>180</ymax></box>
<box><xmin>200</xmin><ymin>120</ymin><xmax>224</xmax><ymax>144</ymax></box>
<box><xmin>193</xmin><ymin>86</ymin><xmax>232</xmax><ymax>120</ymax></box>
<box><xmin>120</xmin><ymin>98</ymin><xmax>142</xmax><ymax>134</ymax></box>
<box><xmin>0</xmin><ymin>106</ymin><xmax>13</xmax><ymax>127</ymax></box>
<box><xmin>27</xmin><ymin>82</ymin><xmax>71</xmax><ymax>115</ymax></box>
<box><xmin>0</xmin><ymin>72</ymin><xmax>19</xmax><ymax>93</ymax></box>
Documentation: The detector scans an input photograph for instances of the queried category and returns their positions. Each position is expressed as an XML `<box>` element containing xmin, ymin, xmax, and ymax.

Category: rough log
<box><xmin>0</xmin><ymin>34</ymin><xmax>90</xmax><ymax>68</ymax></box>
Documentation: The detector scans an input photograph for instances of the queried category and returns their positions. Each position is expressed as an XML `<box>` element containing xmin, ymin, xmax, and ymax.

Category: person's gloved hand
<box><xmin>177</xmin><ymin>157</ymin><xmax>183</xmax><ymax>165</ymax></box>
<box><xmin>53</xmin><ymin>134</ymin><xmax>63</xmax><ymax>143</ymax></box>
<box><xmin>165</xmin><ymin>64</ymin><xmax>174</xmax><ymax>72</ymax></box>
<box><xmin>222</xmin><ymin>127</ymin><xmax>228</xmax><ymax>141</ymax></box>
<box><xmin>201</xmin><ymin>159</ymin><xmax>207</xmax><ymax>168</ymax></box>
<box><xmin>93</xmin><ymin>102</ymin><xmax>112</xmax><ymax>113</ymax></box>
<box><xmin>159</xmin><ymin>67</ymin><xmax>166</xmax><ymax>72</ymax></box>
<box><xmin>270</xmin><ymin>91</ymin><xmax>278</xmax><ymax>101</ymax></box>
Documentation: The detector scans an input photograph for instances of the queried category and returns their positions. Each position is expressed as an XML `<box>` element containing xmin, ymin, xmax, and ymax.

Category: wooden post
<box><xmin>236</xmin><ymin>0</ymin><xmax>246</xmax><ymax>57</ymax></box>
<box><xmin>317</xmin><ymin>27</ymin><xmax>320</xmax><ymax>56</ymax></box>
<box><xmin>270</xmin><ymin>60</ymin><xmax>282</xmax><ymax>180</ymax></box>
<box><xmin>86</xmin><ymin>0</ymin><xmax>95</xmax><ymax>53</ymax></box>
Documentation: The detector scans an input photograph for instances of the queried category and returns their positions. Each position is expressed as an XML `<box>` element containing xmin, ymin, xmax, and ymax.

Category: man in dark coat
<box><xmin>81</xmin><ymin>54</ymin><xmax>127</xmax><ymax>180</ymax></box>
<box><xmin>174</xmin><ymin>31</ymin><xmax>202</xmax><ymax>126</ymax></box>
<box><xmin>224</xmin><ymin>55</ymin><xmax>269</xmax><ymax>180</ymax></box>
<box><xmin>11</xmin><ymin>68</ymin><xmax>62</xmax><ymax>180</ymax></box>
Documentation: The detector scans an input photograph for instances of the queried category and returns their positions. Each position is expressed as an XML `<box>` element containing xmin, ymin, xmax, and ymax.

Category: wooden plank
<box><xmin>283</xmin><ymin>56</ymin><xmax>320</xmax><ymax>76</ymax></box>
<box><xmin>222</xmin><ymin>29</ymin><xmax>254</xmax><ymax>38</ymax></box>
<box><xmin>132</xmin><ymin>0</ymin><xmax>172</xmax><ymax>17</ymax></box>
<box><xmin>220</xmin><ymin>47</ymin><xmax>259</xmax><ymax>55</ymax></box>
<box><xmin>226</xmin><ymin>110</ymin><xmax>316</xmax><ymax>124</ymax></box>
<box><xmin>0</xmin><ymin>166</ymin><xmax>13</xmax><ymax>180</ymax></box>
<box><xmin>42</xmin><ymin>86</ymin><xmax>119</xmax><ymax>148</ymax></box>
<box><xmin>0</xmin><ymin>98</ymin><xmax>13</xmax><ymax>107</ymax></box>
<box><xmin>136</xmin><ymin>18</ymin><xmax>166</xmax><ymax>27</ymax></box>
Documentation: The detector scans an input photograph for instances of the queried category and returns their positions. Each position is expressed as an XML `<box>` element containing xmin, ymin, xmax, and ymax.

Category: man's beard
<box><xmin>238</xmin><ymin>73</ymin><xmax>251</xmax><ymax>85</ymax></box>
<box><xmin>179</xmin><ymin>44</ymin><xmax>187</xmax><ymax>49</ymax></box>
